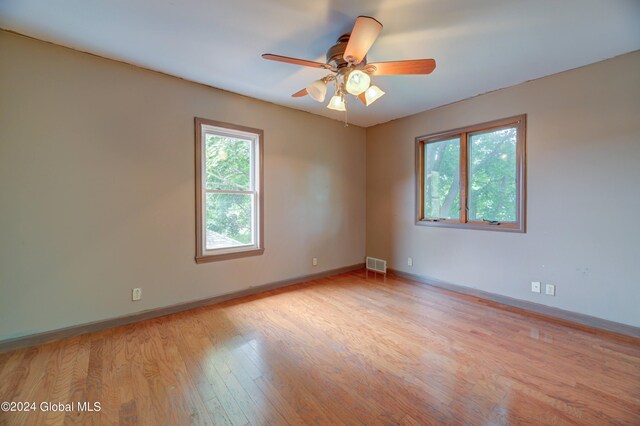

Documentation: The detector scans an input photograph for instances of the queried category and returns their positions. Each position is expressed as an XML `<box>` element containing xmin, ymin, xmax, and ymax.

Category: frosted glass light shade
<box><xmin>363</xmin><ymin>85</ymin><xmax>385</xmax><ymax>106</ymax></box>
<box><xmin>327</xmin><ymin>95</ymin><xmax>346</xmax><ymax>111</ymax></box>
<box><xmin>306</xmin><ymin>79</ymin><xmax>327</xmax><ymax>102</ymax></box>
<box><xmin>345</xmin><ymin>70</ymin><xmax>370</xmax><ymax>96</ymax></box>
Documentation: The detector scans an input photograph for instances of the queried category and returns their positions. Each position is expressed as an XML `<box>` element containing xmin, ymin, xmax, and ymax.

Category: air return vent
<box><xmin>366</xmin><ymin>257</ymin><xmax>387</xmax><ymax>273</ymax></box>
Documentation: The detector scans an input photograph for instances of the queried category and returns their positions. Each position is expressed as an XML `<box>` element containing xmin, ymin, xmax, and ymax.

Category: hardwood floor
<box><xmin>1</xmin><ymin>270</ymin><xmax>639</xmax><ymax>425</ymax></box>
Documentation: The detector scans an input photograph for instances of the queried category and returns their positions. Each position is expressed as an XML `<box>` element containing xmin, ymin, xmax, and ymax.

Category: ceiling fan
<box><xmin>262</xmin><ymin>16</ymin><xmax>436</xmax><ymax>114</ymax></box>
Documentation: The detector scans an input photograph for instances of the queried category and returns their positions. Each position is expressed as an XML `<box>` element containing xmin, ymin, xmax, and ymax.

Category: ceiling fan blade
<box><xmin>368</xmin><ymin>59</ymin><xmax>436</xmax><ymax>75</ymax></box>
<box><xmin>343</xmin><ymin>16</ymin><xmax>383</xmax><ymax>65</ymax></box>
<box><xmin>262</xmin><ymin>54</ymin><xmax>327</xmax><ymax>69</ymax></box>
<box><xmin>292</xmin><ymin>88</ymin><xmax>308</xmax><ymax>98</ymax></box>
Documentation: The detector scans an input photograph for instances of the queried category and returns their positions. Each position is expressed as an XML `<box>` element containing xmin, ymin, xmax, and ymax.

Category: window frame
<box><xmin>415</xmin><ymin>114</ymin><xmax>526</xmax><ymax>233</ymax></box>
<box><xmin>195</xmin><ymin>117</ymin><xmax>264</xmax><ymax>263</ymax></box>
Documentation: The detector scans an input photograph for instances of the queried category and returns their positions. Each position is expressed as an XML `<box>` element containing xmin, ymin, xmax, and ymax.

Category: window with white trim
<box><xmin>195</xmin><ymin>118</ymin><xmax>264</xmax><ymax>263</ymax></box>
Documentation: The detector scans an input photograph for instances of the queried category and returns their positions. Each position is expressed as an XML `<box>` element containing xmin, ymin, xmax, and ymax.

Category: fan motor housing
<box><xmin>326</xmin><ymin>34</ymin><xmax>366</xmax><ymax>68</ymax></box>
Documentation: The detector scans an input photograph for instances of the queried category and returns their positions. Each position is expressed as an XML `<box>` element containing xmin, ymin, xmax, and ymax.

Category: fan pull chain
<box><xmin>344</xmin><ymin>98</ymin><xmax>348</xmax><ymax>127</ymax></box>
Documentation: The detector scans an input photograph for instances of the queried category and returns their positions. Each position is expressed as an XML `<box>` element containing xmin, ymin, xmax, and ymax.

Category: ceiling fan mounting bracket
<box><xmin>363</xmin><ymin>64</ymin><xmax>377</xmax><ymax>75</ymax></box>
<box><xmin>321</xmin><ymin>63</ymin><xmax>338</xmax><ymax>72</ymax></box>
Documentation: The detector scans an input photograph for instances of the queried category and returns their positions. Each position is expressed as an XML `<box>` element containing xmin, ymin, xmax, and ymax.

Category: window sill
<box><xmin>416</xmin><ymin>220</ymin><xmax>525</xmax><ymax>233</ymax></box>
<box><xmin>195</xmin><ymin>247</ymin><xmax>265</xmax><ymax>264</ymax></box>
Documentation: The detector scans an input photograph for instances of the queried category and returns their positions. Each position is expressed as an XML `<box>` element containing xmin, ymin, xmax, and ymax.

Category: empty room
<box><xmin>1</xmin><ymin>0</ymin><xmax>639</xmax><ymax>424</ymax></box>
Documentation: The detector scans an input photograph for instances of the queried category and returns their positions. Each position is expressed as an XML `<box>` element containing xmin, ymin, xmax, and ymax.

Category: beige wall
<box><xmin>1</xmin><ymin>29</ymin><xmax>638</xmax><ymax>341</ymax></box>
<box><xmin>367</xmin><ymin>51</ymin><xmax>640</xmax><ymax>327</ymax></box>
<box><xmin>0</xmin><ymin>31</ymin><xmax>366</xmax><ymax>340</ymax></box>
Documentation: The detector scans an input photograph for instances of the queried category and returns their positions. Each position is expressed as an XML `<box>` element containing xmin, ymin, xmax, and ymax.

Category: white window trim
<box><xmin>195</xmin><ymin>118</ymin><xmax>264</xmax><ymax>263</ymax></box>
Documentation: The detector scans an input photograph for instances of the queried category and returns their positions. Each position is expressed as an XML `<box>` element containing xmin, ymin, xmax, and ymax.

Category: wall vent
<box><xmin>366</xmin><ymin>256</ymin><xmax>387</xmax><ymax>273</ymax></box>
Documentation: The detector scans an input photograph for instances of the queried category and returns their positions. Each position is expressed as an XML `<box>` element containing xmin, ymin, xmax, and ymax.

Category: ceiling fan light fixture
<box><xmin>306</xmin><ymin>79</ymin><xmax>327</xmax><ymax>102</ymax></box>
<box><xmin>327</xmin><ymin>95</ymin><xmax>346</xmax><ymax>111</ymax></box>
<box><xmin>345</xmin><ymin>70</ymin><xmax>371</xmax><ymax>96</ymax></box>
<box><xmin>363</xmin><ymin>85</ymin><xmax>385</xmax><ymax>106</ymax></box>
<box><xmin>262</xmin><ymin>16</ymin><xmax>437</xmax><ymax>118</ymax></box>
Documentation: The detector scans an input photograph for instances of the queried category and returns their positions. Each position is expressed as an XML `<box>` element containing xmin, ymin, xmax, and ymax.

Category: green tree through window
<box><xmin>424</xmin><ymin>137</ymin><xmax>460</xmax><ymax>219</ymax></box>
<box><xmin>468</xmin><ymin>128</ymin><xmax>517</xmax><ymax>222</ymax></box>
<box><xmin>205</xmin><ymin>135</ymin><xmax>253</xmax><ymax>246</ymax></box>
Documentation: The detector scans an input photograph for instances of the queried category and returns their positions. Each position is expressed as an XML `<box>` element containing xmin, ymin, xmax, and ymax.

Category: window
<box><xmin>416</xmin><ymin>115</ymin><xmax>526</xmax><ymax>232</ymax></box>
<box><xmin>195</xmin><ymin>118</ymin><xmax>264</xmax><ymax>263</ymax></box>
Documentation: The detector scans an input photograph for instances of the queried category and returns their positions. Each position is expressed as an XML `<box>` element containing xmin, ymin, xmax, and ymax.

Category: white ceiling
<box><xmin>1</xmin><ymin>0</ymin><xmax>639</xmax><ymax>127</ymax></box>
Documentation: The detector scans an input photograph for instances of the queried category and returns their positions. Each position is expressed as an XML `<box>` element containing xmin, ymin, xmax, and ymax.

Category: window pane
<box><xmin>424</xmin><ymin>137</ymin><xmax>460</xmax><ymax>219</ymax></box>
<box><xmin>205</xmin><ymin>193</ymin><xmax>254</xmax><ymax>250</ymax></box>
<box><xmin>468</xmin><ymin>127</ymin><xmax>517</xmax><ymax>222</ymax></box>
<box><xmin>205</xmin><ymin>134</ymin><xmax>251</xmax><ymax>191</ymax></box>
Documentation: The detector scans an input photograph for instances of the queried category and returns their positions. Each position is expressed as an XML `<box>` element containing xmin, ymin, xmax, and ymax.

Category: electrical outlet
<box><xmin>312</xmin><ymin>257</ymin><xmax>318</xmax><ymax>266</ymax></box>
<box><xmin>132</xmin><ymin>288</ymin><xmax>142</xmax><ymax>301</ymax></box>
<box><xmin>531</xmin><ymin>281</ymin><xmax>541</xmax><ymax>293</ymax></box>
<box><xmin>545</xmin><ymin>284</ymin><xmax>555</xmax><ymax>296</ymax></box>
<box><xmin>408</xmin><ymin>257</ymin><xmax>413</xmax><ymax>267</ymax></box>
